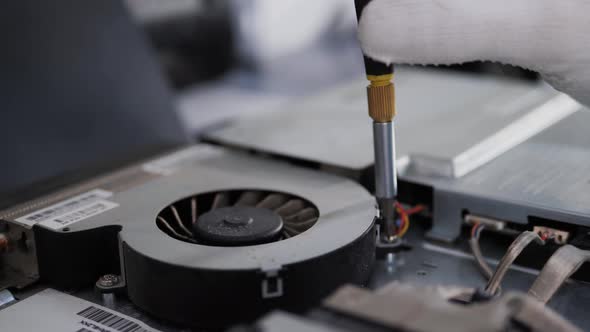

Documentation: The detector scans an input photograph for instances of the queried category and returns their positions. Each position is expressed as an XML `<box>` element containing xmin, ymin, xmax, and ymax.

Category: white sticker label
<box><xmin>39</xmin><ymin>200</ymin><xmax>119</xmax><ymax>230</ymax></box>
<box><xmin>15</xmin><ymin>189</ymin><xmax>118</xmax><ymax>229</ymax></box>
<box><xmin>0</xmin><ymin>289</ymin><xmax>161</xmax><ymax>332</ymax></box>
<box><xmin>142</xmin><ymin>145</ymin><xmax>222</xmax><ymax>176</ymax></box>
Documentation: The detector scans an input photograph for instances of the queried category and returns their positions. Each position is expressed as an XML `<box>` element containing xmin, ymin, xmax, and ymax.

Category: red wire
<box><xmin>392</xmin><ymin>201</ymin><xmax>428</xmax><ymax>236</ymax></box>
<box><xmin>393</xmin><ymin>202</ymin><xmax>410</xmax><ymax>235</ymax></box>
<box><xmin>394</xmin><ymin>202</ymin><xmax>426</xmax><ymax>216</ymax></box>
<box><xmin>405</xmin><ymin>205</ymin><xmax>426</xmax><ymax>216</ymax></box>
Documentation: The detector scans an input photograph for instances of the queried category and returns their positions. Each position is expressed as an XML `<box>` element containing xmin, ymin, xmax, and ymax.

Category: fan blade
<box><xmin>284</xmin><ymin>207</ymin><xmax>318</xmax><ymax>223</ymax></box>
<box><xmin>170</xmin><ymin>205</ymin><xmax>193</xmax><ymax>236</ymax></box>
<box><xmin>283</xmin><ymin>224</ymin><xmax>300</xmax><ymax>236</ymax></box>
<box><xmin>211</xmin><ymin>192</ymin><xmax>230</xmax><ymax>209</ymax></box>
<box><xmin>286</xmin><ymin>217</ymin><xmax>318</xmax><ymax>232</ymax></box>
<box><xmin>283</xmin><ymin>208</ymin><xmax>319</xmax><ymax>231</ymax></box>
<box><xmin>274</xmin><ymin>199</ymin><xmax>306</xmax><ymax>217</ymax></box>
<box><xmin>256</xmin><ymin>193</ymin><xmax>288</xmax><ymax>209</ymax></box>
<box><xmin>157</xmin><ymin>216</ymin><xmax>197</xmax><ymax>243</ymax></box>
<box><xmin>191</xmin><ymin>198</ymin><xmax>197</xmax><ymax>224</ymax></box>
<box><xmin>234</xmin><ymin>191</ymin><xmax>263</xmax><ymax>207</ymax></box>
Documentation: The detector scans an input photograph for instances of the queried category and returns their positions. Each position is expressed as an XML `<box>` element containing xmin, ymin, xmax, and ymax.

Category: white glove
<box><xmin>357</xmin><ymin>0</ymin><xmax>590</xmax><ymax>106</ymax></box>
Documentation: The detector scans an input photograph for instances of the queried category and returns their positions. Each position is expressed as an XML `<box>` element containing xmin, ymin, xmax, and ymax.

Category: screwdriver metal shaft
<box><xmin>366</xmin><ymin>75</ymin><xmax>398</xmax><ymax>241</ymax></box>
<box><xmin>355</xmin><ymin>0</ymin><xmax>398</xmax><ymax>241</ymax></box>
<box><xmin>373</xmin><ymin>121</ymin><xmax>398</xmax><ymax>240</ymax></box>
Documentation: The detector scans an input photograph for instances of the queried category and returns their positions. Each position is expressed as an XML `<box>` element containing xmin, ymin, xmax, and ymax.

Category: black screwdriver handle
<box><xmin>354</xmin><ymin>0</ymin><xmax>394</xmax><ymax>77</ymax></box>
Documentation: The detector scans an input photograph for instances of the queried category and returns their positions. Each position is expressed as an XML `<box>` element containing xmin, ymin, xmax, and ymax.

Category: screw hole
<box><xmin>62</xmin><ymin>227</ymin><xmax>70</xmax><ymax>232</ymax></box>
<box><xmin>417</xmin><ymin>270</ymin><xmax>427</xmax><ymax>276</ymax></box>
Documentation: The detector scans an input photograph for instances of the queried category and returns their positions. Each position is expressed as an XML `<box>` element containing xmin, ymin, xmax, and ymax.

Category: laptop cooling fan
<box><xmin>14</xmin><ymin>146</ymin><xmax>376</xmax><ymax>329</ymax></box>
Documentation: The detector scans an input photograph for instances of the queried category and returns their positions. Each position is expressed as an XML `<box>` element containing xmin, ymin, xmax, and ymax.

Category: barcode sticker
<box><xmin>15</xmin><ymin>189</ymin><xmax>119</xmax><ymax>229</ymax></box>
<box><xmin>78</xmin><ymin>306</ymin><xmax>150</xmax><ymax>332</ymax></box>
<box><xmin>0</xmin><ymin>289</ymin><xmax>162</xmax><ymax>332</ymax></box>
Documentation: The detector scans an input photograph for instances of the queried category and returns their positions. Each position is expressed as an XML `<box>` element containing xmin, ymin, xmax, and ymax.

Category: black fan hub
<box><xmin>194</xmin><ymin>206</ymin><xmax>283</xmax><ymax>246</ymax></box>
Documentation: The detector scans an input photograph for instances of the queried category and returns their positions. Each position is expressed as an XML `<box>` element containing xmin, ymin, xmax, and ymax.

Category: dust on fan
<box><xmin>156</xmin><ymin>190</ymin><xmax>319</xmax><ymax>246</ymax></box>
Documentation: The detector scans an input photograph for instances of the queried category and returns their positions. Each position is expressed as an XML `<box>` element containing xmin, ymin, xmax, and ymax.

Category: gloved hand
<box><xmin>357</xmin><ymin>0</ymin><xmax>590</xmax><ymax>106</ymax></box>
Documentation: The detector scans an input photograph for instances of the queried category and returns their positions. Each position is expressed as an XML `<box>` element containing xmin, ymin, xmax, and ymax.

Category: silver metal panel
<box><xmin>204</xmin><ymin>67</ymin><xmax>567</xmax><ymax>177</ymax></box>
<box><xmin>0</xmin><ymin>288</ymin><xmax>161</xmax><ymax>332</ymax></box>
<box><xmin>259</xmin><ymin>311</ymin><xmax>342</xmax><ymax>332</ymax></box>
<box><xmin>444</xmin><ymin>111</ymin><xmax>590</xmax><ymax>211</ymax></box>
<box><xmin>0</xmin><ymin>290</ymin><xmax>15</xmax><ymax>307</ymax></box>
<box><xmin>401</xmin><ymin>109</ymin><xmax>590</xmax><ymax>241</ymax></box>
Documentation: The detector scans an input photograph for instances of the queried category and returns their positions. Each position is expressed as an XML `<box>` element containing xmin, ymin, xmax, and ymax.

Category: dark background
<box><xmin>0</xmin><ymin>0</ymin><xmax>189</xmax><ymax>208</ymax></box>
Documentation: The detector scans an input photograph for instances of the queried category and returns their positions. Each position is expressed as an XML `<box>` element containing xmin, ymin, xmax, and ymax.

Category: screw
<box><xmin>98</xmin><ymin>274</ymin><xmax>120</xmax><ymax>288</ymax></box>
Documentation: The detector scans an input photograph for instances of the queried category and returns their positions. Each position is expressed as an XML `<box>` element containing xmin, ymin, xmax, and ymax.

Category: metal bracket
<box><xmin>0</xmin><ymin>289</ymin><xmax>16</xmax><ymax>308</ymax></box>
<box><xmin>260</xmin><ymin>265</ymin><xmax>284</xmax><ymax>299</ymax></box>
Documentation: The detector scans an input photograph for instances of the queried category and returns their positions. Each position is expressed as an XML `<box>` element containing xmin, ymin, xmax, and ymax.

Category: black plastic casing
<box><xmin>123</xmin><ymin>227</ymin><xmax>375</xmax><ymax>329</ymax></box>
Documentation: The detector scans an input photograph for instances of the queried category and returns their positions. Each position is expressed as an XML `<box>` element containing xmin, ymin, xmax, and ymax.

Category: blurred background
<box><xmin>124</xmin><ymin>0</ymin><xmax>538</xmax><ymax>133</ymax></box>
<box><xmin>0</xmin><ymin>0</ymin><xmax>540</xmax><ymax>207</ymax></box>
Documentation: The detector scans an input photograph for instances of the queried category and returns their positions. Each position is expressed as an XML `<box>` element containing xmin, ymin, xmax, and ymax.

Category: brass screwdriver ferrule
<box><xmin>366</xmin><ymin>74</ymin><xmax>396</xmax><ymax>123</ymax></box>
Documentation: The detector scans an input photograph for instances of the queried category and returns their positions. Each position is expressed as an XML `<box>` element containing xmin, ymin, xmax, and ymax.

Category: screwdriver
<box><xmin>354</xmin><ymin>0</ymin><xmax>398</xmax><ymax>242</ymax></box>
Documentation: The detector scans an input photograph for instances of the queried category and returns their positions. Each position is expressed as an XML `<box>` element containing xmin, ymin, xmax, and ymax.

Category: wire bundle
<box><xmin>394</xmin><ymin>202</ymin><xmax>426</xmax><ymax>237</ymax></box>
<box><xmin>471</xmin><ymin>223</ymin><xmax>485</xmax><ymax>239</ymax></box>
<box><xmin>469</xmin><ymin>223</ymin><xmax>495</xmax><ymax>280</ymax></box>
